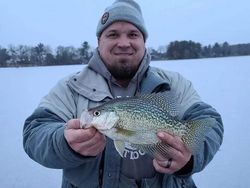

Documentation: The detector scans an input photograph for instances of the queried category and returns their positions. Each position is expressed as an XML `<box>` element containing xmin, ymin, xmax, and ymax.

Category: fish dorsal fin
<box><xmin>138</xmin><ymin>92</ymin><xmax>180</xmax><ymax>117</ymax></box>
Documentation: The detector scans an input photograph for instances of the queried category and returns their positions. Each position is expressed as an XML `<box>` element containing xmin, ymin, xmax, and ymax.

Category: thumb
<box><xmin>65</xmin><ymin>119</ymin><xmax>81</xmax><ymax>130</ymax></box>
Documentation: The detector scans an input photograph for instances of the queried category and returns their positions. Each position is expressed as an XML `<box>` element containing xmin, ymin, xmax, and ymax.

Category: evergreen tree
<box><xmin>79</xmin><ymin>41</ymin><xmax>91</xmax><ymax>64</ymax></box>
<box><xmin>0</xmin><ymin>47</ymin><xmax>11</xmax><ymax>67</ymax></box>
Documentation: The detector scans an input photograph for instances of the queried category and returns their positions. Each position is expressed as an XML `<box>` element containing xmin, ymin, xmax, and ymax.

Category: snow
<box><xmin>1</xmin><ymin>56</ymin><xmax>249</xmax><ymax>187</ymax></box>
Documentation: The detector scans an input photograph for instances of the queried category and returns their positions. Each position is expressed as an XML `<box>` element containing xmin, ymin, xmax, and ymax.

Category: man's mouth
<box><xmin>114</xmin><ymin>52</ymin><xmax>133</xmax><ymax>55</ymax></box>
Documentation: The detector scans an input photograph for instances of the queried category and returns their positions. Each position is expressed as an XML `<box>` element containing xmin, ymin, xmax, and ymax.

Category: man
<box><xmin>23</xmin><ymin>0</ymin><xmax>223</xmax><ymax>187</ymax></box>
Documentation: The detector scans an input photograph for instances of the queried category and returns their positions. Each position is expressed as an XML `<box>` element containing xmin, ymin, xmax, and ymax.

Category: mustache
<box><xmin>113</xmin><ymin>49</ymin><xmax>134</xmax><ymax>55</ymax></box>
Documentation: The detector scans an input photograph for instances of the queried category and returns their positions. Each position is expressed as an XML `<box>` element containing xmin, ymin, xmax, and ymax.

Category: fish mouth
<box><xmin>80</xmin><ymin>109</ymin><xmax>119</xmax><ymax>130</ymax></box>
<box><xmin>80</xmin><ymin>110</ymin><xmax>93</xmax><ymax>129</ymax></box>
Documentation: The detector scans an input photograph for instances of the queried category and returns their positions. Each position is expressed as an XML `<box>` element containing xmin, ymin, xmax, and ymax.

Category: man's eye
<box><xmin>107</xmin><ymin>33</ymin><xmax>117</xmax><ymax>38</ymax></box>
<box><xmin>129</xmin><ymin>33</ymin><xmax>139</xmax><ymax>38</ymax></box>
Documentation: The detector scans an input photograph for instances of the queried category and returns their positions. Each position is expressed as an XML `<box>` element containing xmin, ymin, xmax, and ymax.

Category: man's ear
<box><xmin>97</xmin><ymin>37</ymin><xmax>100</xmax><ymax>46</ymax></box>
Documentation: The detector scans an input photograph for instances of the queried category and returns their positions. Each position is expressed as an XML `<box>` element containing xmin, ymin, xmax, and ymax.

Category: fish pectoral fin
<box><xmin>114</xmin><ymin>140</ymin><xmax>125</xmax><ymax>157</ymax></box>
<box><xmin>116</xmin><ymin>127</ymin><xmax>136</xmax><ymax>136</ymax></box>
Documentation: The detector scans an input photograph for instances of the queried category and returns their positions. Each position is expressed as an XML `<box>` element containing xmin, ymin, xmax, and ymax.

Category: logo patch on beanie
<box><xmin>101</xmin><ymin>12</ymin><xmax>109</xmax><ymax>25</ymax></box>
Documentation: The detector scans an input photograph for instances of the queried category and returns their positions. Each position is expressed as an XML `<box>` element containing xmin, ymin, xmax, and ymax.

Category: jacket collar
<box><xmin>68</xmin><ymin>67</ymin><xmax>113</xmax><ymax>102</ymax></box>
<box><xmin>67</xmin><ymin>53</ymin><xmax>171</xmax><ymax>101</ymax></box>
<box><xmin>140</xmin><ymin>66</ymin><xmax>171</xmax><ymax>94</ymax></box>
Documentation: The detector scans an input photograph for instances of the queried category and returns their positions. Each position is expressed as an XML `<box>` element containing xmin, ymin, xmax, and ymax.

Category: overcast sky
<box><xmin>1</xmin><ymin>0</ymin><xmax>250</xmax><ymax>49</ymax></box>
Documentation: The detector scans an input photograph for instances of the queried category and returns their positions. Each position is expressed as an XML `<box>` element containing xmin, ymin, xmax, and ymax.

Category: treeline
<box><xmin>0</xmin><ymin>42</ymin><xmax>92</xmax><ymax>67</ymax></box>
<box><xmin>1</xmin><ymin>40</ymin><xmax>250</xmax><ymax>67</ymax></box>
<box><xmin>150</xmin><ymin>41</ymin><xmax>250</xmax><ymax>60</ymax></box>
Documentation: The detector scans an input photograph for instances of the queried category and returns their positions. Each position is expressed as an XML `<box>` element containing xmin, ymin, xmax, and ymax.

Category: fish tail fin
<box><xmin>183</xmin><ymin>118</ymin><xmax>215</xmax><ymax>154</ymax></box>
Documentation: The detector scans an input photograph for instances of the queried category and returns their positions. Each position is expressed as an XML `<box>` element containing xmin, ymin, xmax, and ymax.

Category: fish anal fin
<box><xmin>131</xmin><ymin>142</ymin><xmax>174</xmax><ymax>159</ymax></box>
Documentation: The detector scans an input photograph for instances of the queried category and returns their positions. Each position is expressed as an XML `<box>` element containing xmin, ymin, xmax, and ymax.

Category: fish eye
<box><xmin>93</xmin><ymin>110</ymin><xmax>101</xmax><ymax>116</ymax></box>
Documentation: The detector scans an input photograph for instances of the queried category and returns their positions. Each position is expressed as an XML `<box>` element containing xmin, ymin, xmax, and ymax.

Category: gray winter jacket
<box><xmin>23</xmin><ymin>61</ymin><xmax>223</xmax><ymax>188</ymax></box>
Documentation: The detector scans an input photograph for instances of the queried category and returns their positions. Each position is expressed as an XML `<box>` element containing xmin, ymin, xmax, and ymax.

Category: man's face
<box><xmin>98</xmin><ymin>21</ymin><xmax>145</xmax><ymax>82</ymax></box>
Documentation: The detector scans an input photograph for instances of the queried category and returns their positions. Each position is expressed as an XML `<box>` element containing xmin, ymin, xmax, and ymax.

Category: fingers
<box><xmin>64</xmin><ymin>119</ymin><xmax>106</xmax><ymax>156</ymax></box>
<box><xmin>72</xmin><ymin>132</ymin><xmax>106</xmax><ymax>156</ymax></box>
<box><xmin>65</xmin><ymin>126</ymin><xmax>97</xmax><ymax>143</ymax></box>
<box><xmin>66</xmin><ymin>119</ymin><xmax>81</xmax><ymax>129</ymax></box>
<box><xmin>157</xmin><ymin>158</ymin><xmax>172</xmax><ymax>168</ymax></box>
<box><xmin>153</xmin><ymin>131</ymin><xmax>192</xmax><ymax>174</ymax></box>
<box><xmin>157</xmin><ymin>132</ymin><xmax>186</xmax><ymax>153</ymax></box>
<box><xmin>153</xmin><ymin>158</ymin><xmax>175</xmax><ymax>174</ymax></box>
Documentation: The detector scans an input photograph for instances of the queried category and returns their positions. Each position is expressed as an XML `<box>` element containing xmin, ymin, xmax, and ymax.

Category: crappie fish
<box><xmin>80</xmin><ymin>93</ymin><xmax>214</xmax><ymax>158</ymax></box>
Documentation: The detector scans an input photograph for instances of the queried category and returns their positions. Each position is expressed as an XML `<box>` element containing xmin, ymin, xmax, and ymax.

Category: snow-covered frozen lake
<box><xmin>0</xmin><ymin>56</ymin><xmax>249</xmax><ymax>187</ymax></box>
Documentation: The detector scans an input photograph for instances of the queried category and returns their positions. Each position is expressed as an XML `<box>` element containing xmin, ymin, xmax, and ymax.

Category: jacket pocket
<box><xmin>140</xmin><ymin>173</ymin><xmax>163</xmax><ymax>188</ymax></box>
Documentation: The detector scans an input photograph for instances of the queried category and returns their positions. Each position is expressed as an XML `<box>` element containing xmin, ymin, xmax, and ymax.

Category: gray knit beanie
<box><xmin>96</xmin><ymin>0</ymin><xmax>148</xmax><ymax>40</ymax></box>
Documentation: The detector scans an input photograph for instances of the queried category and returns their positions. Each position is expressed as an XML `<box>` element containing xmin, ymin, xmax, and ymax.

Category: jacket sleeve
<box><xmin>182</xmin><ymin>102</ymin><xmax>223</xmax><ymax>174</ymax></box>
<box><xmin>174</xmin><ymin>101</ymin><xmax>223</xmax><ymax>177</ymax></box>
<box><xmin>167</xmin><ymin>71</ymin><xmax>224</xmax><ymax>176</ymax></box>
<box><xmin>23</xmin><ymin>107</ymin><xmax>92</xmax><ymax>169</ymax></box>
<box><xmin>23</xmin><ymin>79</ymin><xmax>96</xmax><ymax>169</ymax></box>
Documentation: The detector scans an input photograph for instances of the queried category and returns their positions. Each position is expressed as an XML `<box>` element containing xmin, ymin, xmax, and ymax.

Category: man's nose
<box><xmin>117</xmin><ymin>36</ymin><xmax>130</xmax><ymax>47</ymax></box>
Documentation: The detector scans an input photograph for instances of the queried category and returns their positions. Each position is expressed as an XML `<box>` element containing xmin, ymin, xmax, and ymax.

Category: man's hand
<box><xmin>64</xmin><ymin>119</ymin><xmax>106</xmax><ymax>156</ymax></box>
<box><xmin>153</xmin><ymin>131</ymin><xmax>192</xmax><ymax>174</ymax></box>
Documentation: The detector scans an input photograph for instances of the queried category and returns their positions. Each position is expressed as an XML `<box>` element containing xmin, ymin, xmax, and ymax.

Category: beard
<box><xmin>106</xmin><ymin>60</ymin><xmax>139</xmax><ymax>80</ymax></box>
